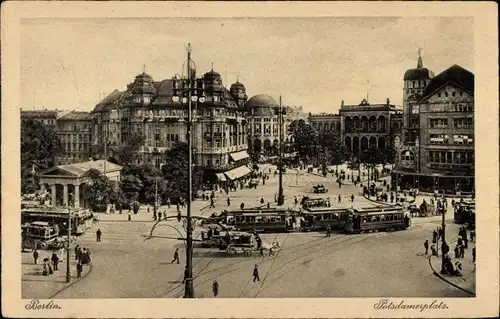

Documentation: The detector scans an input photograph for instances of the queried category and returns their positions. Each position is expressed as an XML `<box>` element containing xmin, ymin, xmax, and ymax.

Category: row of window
<box><xmin>437</xmin><ymin>90</ymin><xmax>465</xmax><ymax>98</ymax></box>
<box><xmin>405</xmin><ymin>80</ymin><xmax>428</xmax><ymax>89</ymax></box>
<box><xmin>429</xmin><ymin>134</ymin><xmax>473</xmax><ymax>145</ymax></box>
<box><xmin>429</xmin><ymin>118</ymin><xmax>473</xmax><ymax>129</ymax></box>
<box><xmin>428</xmin><ymin>150</ymin><xmax>474</xmax><ymax>165</ymax></box>
<box><xmin>254</xmin><ymin>124</ymin><xmax>280</xmax><ymax>135</ymax></box>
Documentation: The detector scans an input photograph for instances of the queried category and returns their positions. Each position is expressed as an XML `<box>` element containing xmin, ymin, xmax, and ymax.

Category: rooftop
<box><xmin>421</xmin><ymin>64</ymin><xmax>474</xmax><ymax>99</ymax></box>
<box><xmin>41</xmin><ymin>160</ymin><xmax>122</xmax><ymax>178</ymax></box>
<box><xmin>58</xmin><ymin>110</ymin><xmax>91</xmax><ymax>121</ymax></box>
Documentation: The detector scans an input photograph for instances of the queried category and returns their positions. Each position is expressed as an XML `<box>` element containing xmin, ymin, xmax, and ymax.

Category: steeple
<box><xmin>417</xmin><ymin>47</ymin><xmax>423</xmax><ymax>68</ymax></box>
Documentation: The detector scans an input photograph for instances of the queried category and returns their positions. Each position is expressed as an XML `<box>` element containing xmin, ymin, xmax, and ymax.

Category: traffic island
<box><xmin>21</xmin><ymin>251</ymin><xmax>92</xmax><ymax>299</ymax></box>
<box><xmin>428</xmin><ymin>254</ymin><xmax>475</xmax><ymax>296</ymax></box>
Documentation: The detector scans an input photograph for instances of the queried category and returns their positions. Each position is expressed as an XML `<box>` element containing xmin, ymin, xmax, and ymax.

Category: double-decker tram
<box><xmin>454</xmin><ymin>200</ymin><xmax>475</xmax><ymax>225</ymax></box>
<box><xmin>21</xmin><ymin>205</ymin><xmax>94</xmax><ymax>235</ymax></box>
<box><xmin>226</xmin><ymin>208</ymin><xmax>294</xmax><ymax>233</ymax></box>
<box><xmin>344</xmin><ymin>207</ymin><xmax>410</xmax><ymax>233</ymax></box>
<box><xmin>300</xmin><ymin>207</ymin><xmax>351</xmax><ymax>231</ymax></box>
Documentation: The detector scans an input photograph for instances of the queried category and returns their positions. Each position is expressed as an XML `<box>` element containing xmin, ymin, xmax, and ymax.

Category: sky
<box><xmin>21</xmin><ymin>17</ymin><xmax>474</xmax><ymax>114</ymax></box>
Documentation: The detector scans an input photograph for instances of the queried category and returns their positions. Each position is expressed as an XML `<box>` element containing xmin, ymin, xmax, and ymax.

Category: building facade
<box><xmin>246</xmin><ymin>94</ymin><xmax>290</xmax><ymax>156</ymax></box>
<box><xmin>394</xmin><ymin>58</ymin><xmax>475</xmax><ymax>193</ymax></box>
<box><xmin>56</xmin><ymin>111</ymin><xmax>92</xmax><ymax>165</ymax></box>
<box><xmin>308</xmin><ymin>112</ymin><xmax>341</xmax><ymax>134</ymax></box>
<box><xmin>21</xmin><ymin>109</ymin><xmax>65</xmax><ymax>128</ymax></box>
<box><xmin>90</xmin><ymin>58</ymin><xmax>252</xmax><ymax>183</ymax></box>
<box><xmin>340</xmin><ymin>98</ymin><xmax>403</xmax><ymax>156</ymax></box>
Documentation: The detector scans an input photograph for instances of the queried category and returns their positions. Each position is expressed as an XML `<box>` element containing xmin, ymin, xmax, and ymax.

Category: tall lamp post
<box><xmin>275</xmin><ymin>96</ymin><xmax>286</xmax><ymax>206</ymax></box>
<box><xmin>65</xmin><ymin>208</ymin><xmax>71</xmax><ymax>283</ymax></box>
<box><xmin>172</xmin><ymin>43</ymin><xmax>205</xmax><ymax>298</ymax></box>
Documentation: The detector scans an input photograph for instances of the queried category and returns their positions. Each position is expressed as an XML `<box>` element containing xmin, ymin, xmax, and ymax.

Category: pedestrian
<box><xmin>470</xmin><ymin>230</ymin><xmax>475</xmax><ymax>242</ymax></box>
<box><xmin>338</xmin><ymin>194</ymin><xmax>341</xmax><ymax>203</ymax></box>
<box><xmin>459</xmin><ymin>244</ymin><xmax>465</xmax><ymax>258</ymax></box>
<box><xmin>463</xmin><ymin>236</ymin><xmax>468</xmax><ymax>249</ymax></box>
<box><xmin>33</xmin><ymin>249</ymin><xmax>39</xmax><ymax>264</ymax></box>
<box><xmin>326</xmin><ymin>225</ymin><xmax>331</xmax><ymax>237</ymax></box>
<box><xmin>458</xmin><ymin>237</ymin><xmax>463</xmax><ymax>247</ymax></box>
<box><xmin>177</xmin><ymin>212</ymin><xmax>182</xmax><ymax>222</ymax></box>
<box><xmin>172</xmin><ymin>248</ymin><xmax>180</xmax><ymax>264</ymax></box>
<box><xmin>252</xmin><ymin>264</ymin><xmax>260</xmax><ymax>282</ymax></box>
<box><xmin>351</xmin><ymin>194</ymin><xmax>354</xmax><ymax>202</ymax></box>
<box><xmin>51</xmin><ymin>251</ymin><xmax>59</xmax><ymax>271</ymax></box>
<box><xmin>260</xmin><ymin>197</ymin><xmax>264</xmax><ymax>205</ymax></box>
<box><xmin>432</xmin><ymin>230</ymin><xmax>437</xmax><ymax>244</ymax></box>
<box><xmin>454</xmin><ymin>245</ymin><xmax>459</xmax><ymax>258</ymax></box>
<box><xmin>212</xmin><ymin>279</ymin><xmax>219</xmax><ymax>297</ymax></box>
<box><xmin>240</xmin><ymin>202</ymin><xmax>245</xmax><ymax>210</ymax></box>
<box><xmin>274</xmin><ymin>194</ymin><xmax>277</xmax><ymax>203</ymax></box>
<box><xmin>76</xmin><ymin>262</ymin><xmax>83</xmax><ymax>279</ymax></box>
<box><xmin>227</xmin><ymin>197</ymin><xmax>231</xmax><ymax>207</ymax></box>
<box><xmin>210</xmin><ymin>199</ymin><xmax>215</xmax><ymax>208</ymax></box>
<box><xmin>472</xmin><ymin>246</ymin><xmax>476</xmax><ymax>263</ymax></box>
<box><xmin>267</xmin><ymin>202</ymin><xmax>270</xmax><ymax>208</ymax></box>
<box><xmin>294</xmin><ymin>196</ymin><xmax>298</xmax><ymax>205</ymax></box>
<box><xmin>42</xmin><ymin>260</ymin><xmax>49</xmax><ymax>276</ymax></box>
<box><xmin>182</xmin><ymin>265</ymin><xmax>188</xmax><ymax>283</ymax></box>
<box><xmin>96</xmin><ymin>228</ymin><xmax>102</xmax><ymax>242</ymax></box>
<box><xmin>424</xmin><ymin>240</ymin><xmax>429</xmax><ymax>255</ymax></box>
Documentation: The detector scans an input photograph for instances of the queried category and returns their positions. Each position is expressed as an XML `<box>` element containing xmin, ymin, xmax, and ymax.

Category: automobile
<box><xmin>313</xmin><ymin>185</ymin><xmax>328</xmax><ymax>193</ymax></box>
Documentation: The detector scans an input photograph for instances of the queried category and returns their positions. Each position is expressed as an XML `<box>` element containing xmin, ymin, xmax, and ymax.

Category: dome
<box><xmin>230</xmin><ymin>80</ymin><xmax>245</xmax><ymax>89</ymax></box>
<box><xmin>203</xmin><ymin>69</ymin><xmax>221</xmax><ymax>80</ymax></box>
<box><xmin>404</xmin><ymin>68</ymin><xmax>435</xmax><ymax>81</ymax></box>
<box><xmin>247</xmin><ymin>94</ymin><xmax>278</xmax><ymax>109</ymax></box>
<box><xmin>136</xmin><ymin>72</ymin><xmax>153</xmax><ymax>81</ymax></box>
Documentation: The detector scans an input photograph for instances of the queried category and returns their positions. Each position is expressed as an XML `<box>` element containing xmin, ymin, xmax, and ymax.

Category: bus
<box><xmin>454</xmin><ymin>201</ymin><xmax>475</xmax><ymax>225</ymax></box>
<box><xmin>22</xmin><ymin>206</ymin><xmax>94</xmax><ymax>235</ymax></box>
<box><xmin>225</xmin><ymin>208</ymin><xmax>294</xmax><ymax>233</ymax></box>
<box><xmin>300</xmin><ymin>207</ymin><xmax>352</xmax><ymax>231</ymax></box>
<box><xmin>344</xmin><ymin>207</ymin><xmax>410</xmax><ymax>233</ymax></box>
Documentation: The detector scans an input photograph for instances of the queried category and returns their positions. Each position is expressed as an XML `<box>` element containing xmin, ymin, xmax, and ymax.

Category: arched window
<box><xmin>400</xmin><ymin>150</ymin><xmax>415</xmax><ymax>161</ymax></box>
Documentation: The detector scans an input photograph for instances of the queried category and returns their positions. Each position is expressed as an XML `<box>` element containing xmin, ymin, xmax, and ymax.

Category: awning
<box><xmin>216</xmin><ymin>173</ymin><xmax>226</xmax><ymax>182</ymax></box>
<box><xmin>391</xmin><ymin>170</ymin><xmax>474</xmax><ymax>179</ymax></box>
<box><xmin>224</xmin><ymin>165</ymin><xmax>252</xmax><ymax>180</ymax></box>
<box><xmin>230</xmin><ymin>150</ymin><xmax>250</xmax><ymax>162</ymax></box>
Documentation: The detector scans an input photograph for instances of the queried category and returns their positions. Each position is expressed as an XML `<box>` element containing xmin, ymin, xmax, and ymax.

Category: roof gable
<box><xmin>40</xmin><ymin>167</ymin><xmax>79</xmax><ymax>177</ymax></box>
<box><xmin>40</xmin><ymin>160</ymin><xmax>122</xmax><ymax>178</ymax></box>
<box><xmin>421</xmin><ymin>65</ymin><xmax>474</xmax><ymax>100</ymax></box>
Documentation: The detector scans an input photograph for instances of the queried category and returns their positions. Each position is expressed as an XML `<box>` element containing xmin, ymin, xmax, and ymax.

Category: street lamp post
<box><xmin>65</xmin><ymin>208</ymin><xmax>71</xmax><ymax>283</ymax></box>
<box><xmin>276</xmin><ymin>96</ymin><xmax>286</xmax><ymax>206</ymax></box>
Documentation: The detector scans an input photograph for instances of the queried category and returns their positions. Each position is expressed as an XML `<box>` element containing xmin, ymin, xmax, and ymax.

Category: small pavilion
<box><xmin>39</xmin><ymin>160</ymin><xmax>122</xmax><ymax>208</ymax></box>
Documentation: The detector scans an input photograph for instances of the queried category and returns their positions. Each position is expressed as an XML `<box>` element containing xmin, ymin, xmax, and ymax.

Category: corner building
<box><xmin>394</xmin><ymin>56</ymin><xmax>474</xmax><ymax>194</ymax></box>
<box><xmin>90</xmin><ymin>63</ymin><xmax>251</xmax><ymax>184</ymax></box>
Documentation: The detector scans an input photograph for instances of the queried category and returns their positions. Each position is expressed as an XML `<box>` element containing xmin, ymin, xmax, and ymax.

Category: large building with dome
<box><xmin>393</xmin><ymin>51</ymin><xmax>475</xmax><ymax>194</ymax></box>
<box><xmin>90</xmin><ymin>57</ymin><xmax>252</xmax><ymax>184</ymax></box>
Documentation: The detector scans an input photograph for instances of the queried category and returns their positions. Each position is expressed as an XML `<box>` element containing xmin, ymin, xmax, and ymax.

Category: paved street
<box><xmin>22</xmin><ymin>164</ymin><xmax>473</xmax><ymax>299</ymax></box>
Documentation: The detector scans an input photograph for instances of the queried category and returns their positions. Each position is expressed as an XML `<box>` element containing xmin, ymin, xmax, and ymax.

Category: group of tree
<box><xmin>288</xmin><ymin>119</ymin><xmax>397</xmax><ymax>169</ymax></box>
<box><xmin>21</xmin><ymin>119</ymin><xmax>62</xmax><ymax>193</ymax></box>
<box><xmin>85</xmin><ymin>138</ymin><xmax>203</xmax><ymax>212</ymax></box>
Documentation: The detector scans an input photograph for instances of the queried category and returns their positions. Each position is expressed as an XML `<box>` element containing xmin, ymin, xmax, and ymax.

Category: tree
<box><xmin>114</xmin><ymin>133</ymin><xmax>144</xmax><ymax>167</ymax></box>
<box><xmin>288</xmin><ymin>119</ymin><xmax>318</xmax><ymax>160</ymax></box>
<box><xmin>84</xmin><ymin>169</ymin><xmax>121</xmax><ymax>212</ymax></box>
<box><xmin>381</xmin><ymin>145</ymin><xmax>397</xmax><ymax>169</ymax></box>
<box><xmin>360</xmin><ymin>147</ymin><xmax>383</xmax><ymax>184</ymax></box>
<box><xmin>21</xmin><ymin>119</ymin><xmax>62</xmax><ymax>193</ymax></box>
<box><xmin>317</xmin><ymin>131</ymin><xmax>345</xmax><ymax>166</ymax></box>
<box><xmin>119</xmin><ymin>174</ymin><xmax>143</xmax><ymax>204</ymax></box>
<box><xmin>161</xmin><ymin>142</ymin><xmax>203</xmax><ymax>204</ymax></box>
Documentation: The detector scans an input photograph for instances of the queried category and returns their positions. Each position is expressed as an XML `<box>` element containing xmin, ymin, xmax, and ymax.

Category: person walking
<box><xmin>326</xmin><ymin>225</ymin><xmax>331</xmax><ymax>237</ymax></box>
<box><xmin>33</xmin><ymin>249</ymin><xmax>39</xmax><ymax>264</ymax></box>
<box><xmin>210</xmin><ymin>199</ymin><xmax>215</xmax><ymax>208</ymax></box>
<box><xmin>424</xmin><ymin>240</ymin><xmax>429</xmax><ymax>255</ymax></box>
<box><xmin>227</xmin><ymin>197</ymin><xmax>231</xmax><ymax>207</ymax></box>
<box><xmin>472</xmin><ymin>246</ymin><xmax>476</xmax><ymax>263</ymax></box>
<box><xmin>260</xmin><ymin>197</ymin><xmax>264</xmax><ymax>205</ymax></box>
<box><xmin>96</xmin><ymin>228</ymin><xmax>102</xmax><ymax>242</ymax></box>
<box><xmin>351</xmin><ymin>194</ymin><xmax>354</xmax><ymax>202</ymax></box>
<box><xmin>459</xmin><ymin>244</ymin><xmax>465</xmax><ymax>258</ymax></box>
<box><xmin>454</xmin><ymin>244</ymin><xmax>459</xmax><ymax>258</ymax></box>
<box><xmin>338</xmin><ymin>195</ymin><xmax>341</xmax><ymax>203</ymax></box>
<box><xmin>294</xmin><ymin>196</ymin><xmax>298</xmax><ymax>205</ymax></box>
<box><xmin>76</xmin><ymin>262</ymin><xmax>83</xmax><ymax>278</ymax></box>
<box><xmin>172</xmin><ymin>248</ymin><xmax>180</xmax><ymax>264</ymax></box>
<box><xmin>212</xmin><ymin>279</ymin><xmax>219</xmax><ymax>297</ymax></box>
<box><xmin>240</xmin><ymin>202</ymin><xmax>245</xmax><ymax>210</ymax></box>
<box><xmin>51</xmin><ymin>251</ymin><xmax>59</xmax><ymax>271</ymax></box>
<box><xmin>252</xmin><ymin>264</ymin><xmax>260</xmax><ymax>282</ymax></box>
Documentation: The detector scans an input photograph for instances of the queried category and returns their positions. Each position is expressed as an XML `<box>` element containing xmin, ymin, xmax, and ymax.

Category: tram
<box><xmin>301</xmin><ymin>196</ymin><xmax>330</xmax><ymax>209</ymax></box>
<box><xmin>225</xmin><ymin>208</ymin><xmax>293</xmax><ymax>233</ymax></box>
<box><xmin>454</xmin><ymin>200</ymin><xmax>475</xmax><ymax>225</ymax></box>
<box><xmin>344</xmin><ymin>207</ymin><xmax>410</xmax><ymax>233</ymax></box>
<box><xmin>22</xmin><ymin>206</ymin><xmax>94</xmax><ymax>235</ymax></box>
<box><xmin>300</xmin><ymin>207</ymin><xmax>352</xmax><ymax>231</ymax></box>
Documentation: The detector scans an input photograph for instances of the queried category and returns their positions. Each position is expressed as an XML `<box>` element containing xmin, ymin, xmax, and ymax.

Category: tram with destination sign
<box><xmin>300</xmin><ymin>207</ymin><xmax>352</xmax><ymax>231</ymax></box>
<box><xmin>454</xmin><ymin>200</ymin><xmax>475</xmax><ymax>225</ymax></box>
<box><xmin>225</xmin><ymin>208</ymin><xmax>294</xmax><ymax>233</ymax></box>
<box><xmin>344</xmin><ymin>207</ymin><xmax>410</xmax><ymax>233</ymax></box>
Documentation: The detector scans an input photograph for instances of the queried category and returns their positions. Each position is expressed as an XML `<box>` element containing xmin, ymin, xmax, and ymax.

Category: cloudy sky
<box><xmin>21</xmin><ymin>17</ymin><xmax>473</xmax><ymax>113</ymax></box>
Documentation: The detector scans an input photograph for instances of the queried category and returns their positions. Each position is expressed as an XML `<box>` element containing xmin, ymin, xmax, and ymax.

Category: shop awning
<box><xmin>391</xmin><ymin>170</ymin><xmax>473</xmax><ymax>179</ymax></box>
<box><xmin>216</xmin><ymin>173</ymin><xmax>226</xmax><ymax>182</ymax></box>
<box><xmin>230</xmin><ymin>150</ymin><xmax>250</xmax><ymax>162</ymax></box>
<box><xmin>224</xmin><ymin>165</ymin><xmax>252</xmax><ymax>180</ymax></box>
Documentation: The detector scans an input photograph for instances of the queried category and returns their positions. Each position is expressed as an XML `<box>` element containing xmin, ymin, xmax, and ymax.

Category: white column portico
<box><xmin>63</xmin><ymin>184</ymin><xmax>69</xmax><ymax>206</ymax></box>
<box><xmin>51</xmin><ymin>184</ymin><xmax>57</xmax><ymax>207</ymax></box>
<box><xmin>74</xmin><ymin>184</ymin><xmax>80</xmax><ymax>208</ymax></box>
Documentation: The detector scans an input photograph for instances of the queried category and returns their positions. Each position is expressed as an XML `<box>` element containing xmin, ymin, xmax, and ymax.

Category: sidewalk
<box><xmin>22</xmin><ymin>250</ymin><xmax>91</xmax><ymax>299</ymax></box>
<box><xmin>428</xmin><ymin>234</ymin><xmax>476</xmax><ymax>295</ymax></box>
